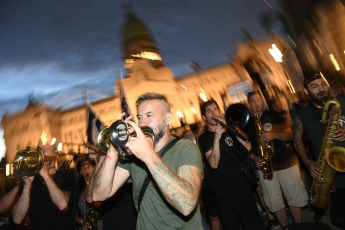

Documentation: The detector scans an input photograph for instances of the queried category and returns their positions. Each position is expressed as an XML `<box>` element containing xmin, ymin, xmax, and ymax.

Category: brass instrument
<box><xmin>97</xmin><ymin>120</ymin><xmax>155</xmax><ymax>156</ymax></box>
<box><xmin>213</xmin><ymin>117</ymin><xmax>249</xmax><ymax>143</ymax></box>
<box><xmin>13</xmin><ymin>146</ymin><xmax>44</xmax><ymax>177</ymax></box>
<box><xmin>86</xmin><ymin>207</ymin><xmax>102</xmax><ymax>230</ymax></box>
<box><xmin>225</xmin><ymin>103</ymin><xmax>251</xmax><ymax>129</ymax></box>
<box><xmin>11</xmin><ymin>145</ymin><xmax>68</xmax><ymax>178</ymax></box>
<box><xmin>310</xmin><ymin>99</ymin><xmax>345</xmax><ymax>209</ymax></box>
<box><xmin>254</xmin><ymin>112</ymin><xmax>274</xmax><ymax>180</ymax></box>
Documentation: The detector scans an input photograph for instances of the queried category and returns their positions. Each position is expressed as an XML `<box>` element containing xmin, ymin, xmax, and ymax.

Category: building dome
<box><xmin>121</xmin><ymin>9</ymin><xmax>164</xmax><ymax>70</ymax></box>
<box><xmin>123</xmin><ymin>13</ymin><xmax>153</xmax><ymax>44</ymax></box>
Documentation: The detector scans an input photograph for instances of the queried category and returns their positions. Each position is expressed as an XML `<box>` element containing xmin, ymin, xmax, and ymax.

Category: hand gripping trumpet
<box><xmin>97</xmin><ymin>120</ymin><xmax>155</xmax><ymax>156</ymax></box>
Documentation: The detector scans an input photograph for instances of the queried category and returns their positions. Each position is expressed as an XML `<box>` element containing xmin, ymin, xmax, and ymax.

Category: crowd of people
<box><xmin>0</xmin><ymin>72</ymin><xmax>345</xmax><ymax>230</ymax></box>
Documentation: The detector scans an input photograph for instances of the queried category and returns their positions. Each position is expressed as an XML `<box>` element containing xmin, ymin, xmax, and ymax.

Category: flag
<box><xmin>86</xmin><ymin>107</ymin><xmax>104</xmax><ymax>152</ymax></box>
<box><xmin>120</xmin><ymin>70</ymin><xmax>132</xmax><ymax>120</ymax></box>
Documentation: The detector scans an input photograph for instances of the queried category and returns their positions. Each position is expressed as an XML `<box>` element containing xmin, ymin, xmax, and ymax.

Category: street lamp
<box><xmin>268</xmin><ymin>44</ymin><xmax>295</xmax><ymax>94</ymax></box>
<box><xmin>269</xmin><ymin>44</ymin><xmax>283</xmax><ymax>62</ymax></box>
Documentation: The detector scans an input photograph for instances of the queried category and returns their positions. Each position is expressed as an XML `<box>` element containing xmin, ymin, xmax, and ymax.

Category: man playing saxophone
<box><xmin>245</xmin><ymin>91</ymin><xmax>308</xmax><ymax>230</ymax></box>
<box><xmin>293</xmin><ymin>72</ymin><xmax>345</xmax><ymax>228</ymax></box>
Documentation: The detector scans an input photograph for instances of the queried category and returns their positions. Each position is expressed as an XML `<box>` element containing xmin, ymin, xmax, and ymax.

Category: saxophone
<box><xmin>254</xmin><ymin>112</ymin><xmax>274</xmax><ymax>180</ymax></box>
<box><xmin>310</xmin><ymin>98</ymin><xmax>345</xmax><ymax>209</ymax></box>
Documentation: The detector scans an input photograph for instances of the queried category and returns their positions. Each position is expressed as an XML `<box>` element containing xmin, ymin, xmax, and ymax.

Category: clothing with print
<box><xmin>198</xmin><ymin>130</ymin><xmax>265</xmax><ymax>230</ymax></box>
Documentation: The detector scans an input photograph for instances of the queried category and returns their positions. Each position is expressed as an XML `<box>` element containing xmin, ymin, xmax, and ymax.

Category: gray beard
<box><xmin>154</xmin><ymin>120</ymin><xmax>167</xmax><ymax>144</ymax></box>
<box><xmin>154</xmin><ymin>128</ymin><xmax>166</xmax><ymax>144</ymax></box>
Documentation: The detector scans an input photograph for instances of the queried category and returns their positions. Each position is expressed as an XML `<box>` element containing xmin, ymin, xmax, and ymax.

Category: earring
<box><xmin>167</xmin><ymin>122</ymin><xmax>170</xmax><ymax>125</ymax></box>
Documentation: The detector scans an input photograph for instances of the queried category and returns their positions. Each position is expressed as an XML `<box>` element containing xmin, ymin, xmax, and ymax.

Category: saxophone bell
<box><xmin>310</xmin><ymin>98</ymin><xmax>345</xmax><ymax>209</ymax></box>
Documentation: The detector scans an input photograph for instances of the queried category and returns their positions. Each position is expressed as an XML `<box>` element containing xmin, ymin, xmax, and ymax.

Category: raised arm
<box><xmin>85</xmin><ymin>155</ymin><xmax>104</xmax><ymax>203</ymax></box>
<box><xmin>206</xmin><ymin>124</ymin><xmax>225</xmax><ymax>169</ymax></box>
<box><xmin>293</xmin><ymin>116</ymin><xmax>321</xmax><ymax>178</ymax></box>
<box><xmin>0</xmin><ymin>184</ymin><xmax>19</xmax><ymax>213</ymax></box>
<box><xmin>92</xmin><ymin>145</ymin><xmax>130</xmax><ymax>201</ymax></box>
<box><xmin>12</xmin><ymin>177</ymin><xmax>33</xmax><ymax>224</ymax></box>
<box><xmin>126</xmin><ymin>121</ymin><xmax>202</xmax><ymax>216</ymax></box>
<box><xmin>39</xmin><ymin>163</ymin><xmax>71</xmax><ymax>211</ymax></box>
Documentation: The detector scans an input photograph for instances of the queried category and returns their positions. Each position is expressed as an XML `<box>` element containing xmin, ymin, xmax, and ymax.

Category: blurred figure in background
<box><xmin>246</xmin><ymin>91</ymin><xmax>308</xmax><ymax>230</ymax></box>
<box><xmin>12</xmin><ymin>144</ymin><xmax>75</xmax><ymax>230</ymax></box>
<box><xmin>76</xmin><ymin>157</ymin><xmax>102</xmax><ymax>230</ymax></box>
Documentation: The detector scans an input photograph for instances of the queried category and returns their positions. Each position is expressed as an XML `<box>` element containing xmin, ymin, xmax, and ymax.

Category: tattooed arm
<box><xmin>85</xmin><ymin>155</ymin><xmax>104</xmax><ymax>203</ymax></box>
<box><xmin>205</xmin><ymin>124</ymin><xmax>225</xmax><ymax>169</ymax></box>
<box><xmin>293</xmin><ymin>116</ymin><xmax>321</xmax><ymax>178</ymax></box>
<box><xmin>125</xmin><ymin>121</ymin><xmax>202</xmax><ymax>216</ymax></box>
<box><xmin>146</xmin><ymin>156</ymin><xmax>202</xmax><ymax>216</ymax></box>
<box><xmin>92</xmin><ymin>145</ymin><xmax>130</xmax><ymax>201</ymax></box>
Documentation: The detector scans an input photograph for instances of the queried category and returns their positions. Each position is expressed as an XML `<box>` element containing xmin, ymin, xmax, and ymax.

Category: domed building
<box><xmin>2</xmin><ymin>9</ymin><xmax>301</xmax><ymax>167</ymax></box>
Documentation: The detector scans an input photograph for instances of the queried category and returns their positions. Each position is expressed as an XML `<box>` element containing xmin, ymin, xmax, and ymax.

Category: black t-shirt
<box><xmin>297</xmin><ymin>95</ymin><xmax>345</xmax><ymax>188</ymax></box>
<box><xmin>244</xmin><ymin>110</ymin><xmax>298</xmax><ymax>171</ymax></box>
<box><xmin>198</xmin><ymin>130</ymin><xmax>249</xmax><ymax>192</ymax></box>
<box><xmin>28</xmin><ymin>170</ymin><xmax>75</xmax><ymax>230</ymax></box>
<box><xmin>101</xmin><ymin>182</ymin><xmax>137</xmax><ymax>230</ymax></box>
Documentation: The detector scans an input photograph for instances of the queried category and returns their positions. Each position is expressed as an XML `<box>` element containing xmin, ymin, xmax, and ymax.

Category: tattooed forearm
<box><xmin>94</xmin><ymin>172</ymin><xmax>102</xmax><ymax>189</ymax></box>
<box><xmin>147</xmin><ymin>157</ymin><xmax>201</xmax><ymax>216</ymax></box>
<box><xmin>292</xmin><ymin>117</ymin><xmax>310</xmax><ymax>162</ymax></box>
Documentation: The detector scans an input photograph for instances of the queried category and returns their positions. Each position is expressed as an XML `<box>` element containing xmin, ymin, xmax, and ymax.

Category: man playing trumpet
<box><xmin>91</xmin><ymin>93</ymin><xmax>203</xmax><ymax>229</ymax></box>
<box><xmin>12</xmin><ymin>143</ymin><xmax>75</xmax><ymax>230</ymax></box>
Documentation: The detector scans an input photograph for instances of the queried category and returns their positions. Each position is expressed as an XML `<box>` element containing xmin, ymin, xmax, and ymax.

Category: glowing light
<box><xmin>191</xmin><ymin>108</ymin><xmax>197</xmax><ymax>114</ymax></box>
<box><xmin>330</xmin><ymin>54</ymin><xmax>341</xmax><ymax>71</ymax></box>
<box><xmin>132</xmin><ymin>51</ymin><xmax>162</xmax><ymax>61</ymax></box>
<box><xmin>320</xmin><ymin>72</ymin><xmax>330</xmax><ymax>87</ymax></box>
<box><xmin>58</xmin><ymin>143</ymin><xmax>63</xmax><ymax>152</ymax></box>
<box><xmin>176</xmin><ymin>110</ymin><xmax>183</xmax><ymax>118</ymax></box>
<box><xmin>269</xmin><ymin>44</ymin><xmax>283</xmax><ymax>62</ymax></box>
<box><xmin>200</xmin><ymin>93</ymin><xmax>207</xmax><ymax>102</ymax></box>
<box><xmin>41</xmin><ymin>131</ymin><xmax>47</xmax><ymax>145</ymax></box>
<box><xmin>51</xmin><ymin>138</ymin><xmax>56</xmax><ymax>145</ymax></box>
<box><xmin>287</xmin><ymin>80</ymin><xmax>296</xmax><ymax>94</ymax></box>
<box><xmin>180</xmin><ymin>84</ymin><xmax>187</xmax><ymax>90</ymax></box>
<box><xmin>6</xmin><ymin>164</ymin><xmax>9</xmax><ymax>176</ymax></box>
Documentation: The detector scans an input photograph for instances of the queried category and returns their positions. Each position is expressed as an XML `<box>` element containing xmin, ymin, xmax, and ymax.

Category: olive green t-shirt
<box><xmin>118</xmin><ymin>136</ymin><xmax>204</xmax><ymax>230</ymax></box>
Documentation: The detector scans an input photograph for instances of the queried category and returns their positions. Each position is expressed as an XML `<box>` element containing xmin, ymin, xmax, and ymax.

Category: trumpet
<box><xmin>97</xmin><ymin>120</ymin><xmax>155</xmax><ymax>156</ymax></box>
<box><xmin>12</xmin><ymin>145</ymin><xmax>59</xmax><ymax>177</ymax></box>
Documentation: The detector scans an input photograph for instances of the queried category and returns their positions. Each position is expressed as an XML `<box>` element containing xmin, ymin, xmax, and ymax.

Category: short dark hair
<box><xmin>303</xmin><ymin>72</ymin><xmax>323</xmax><ymax>88</ymax></box>
<box><xmin>200</xmin><ymin>99</ymin><xmax>219</xmax><ymax>116</ymax></box>
<box><xmin>136</xmin><ymin>93</ymin><xmax>171</xmax><ymax>112</ymax></box>
<box><xmin>76</xmin><ymin>157</ymin><xmax>95</xmax><ymax>172</ymax></box>
<box><xmin>247</xmin><ymin>91</ymin><xmax>261</xmax><ymax>101</ymax></box>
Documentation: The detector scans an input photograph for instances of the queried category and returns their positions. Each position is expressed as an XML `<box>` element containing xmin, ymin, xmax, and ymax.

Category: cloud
<box><xmin>0</xmin><ymin>0</ymin><xmax>270</xmax><ymax>119</ymax></box>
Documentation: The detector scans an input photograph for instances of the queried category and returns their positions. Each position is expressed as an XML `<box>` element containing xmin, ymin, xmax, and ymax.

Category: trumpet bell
<box><xmin>97</xmin><ymin>127</ymin><xmax>111</xmax><ymax>154</ymax></box>
<box><xmin>13</xmin><ymin>146</ymin><xmax>44</xmax><ymax>177</ymax></box>
<box><xmin>110</xmin><ymin>121</ymin><xmax>129</xmax><ymax>146</ymax></box>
